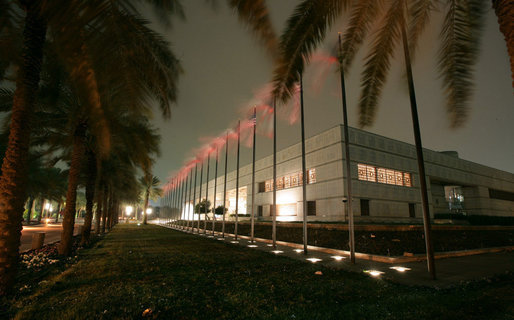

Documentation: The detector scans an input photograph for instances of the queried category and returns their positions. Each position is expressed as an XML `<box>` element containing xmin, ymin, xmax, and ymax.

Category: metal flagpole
<box><xmin>204</xmin><ymin>152</ymin><xmax>210</xmax><ymax>234</ymax></box>
<box><xmin>299</xmin><ymin>74</ymin><xmax>308</xmax><ymax>254</ymax></box>
<box><xmin>212</xmin><ymin>147</ymin><xmax>219</xmax><ymax>236</ymax></box>
<box><xmin>250</xmin><ymin>106</ymin><xmax>257</xmax><ymax>243</ymax></box>
<box><xmin>235</xmin><ymin>121</ymin><xmax>241</xmax><ymax>241</ymax></box>
<box><xmin>400</xmin><ymin>1</ymin><xmax>435</xmax><ymax>279</ymax></box>
<box><xmin>272</xmin><ymin>99</ymin><xmax>277</xmax><ymax>248</ymax></box>
<box><xmin>192</xmin><ymin>163</ymin><xmax>198</xmax><ymax>233</ymax></box>
<box><xmin>338</xmin><ymin>33</ymin><xmax>355</xmax><ymax>263</ymax></box>
<box><xmin>182</xmin><ymin>172</ymin><xmax>189</xmax><ymax>230</ymax></box>
<box><xmin>198</xmin><ymin>161</ymin><xmax>204</xmax><ymax>234</ymax></box>
<box><xmin>179</xmin><ymin>174</ymin><xmax>185</xmax><ymax>229</ymax></box>
<box><xmin>222</xmin><ymin>132</ymin><xmax>229</xmax><ymax>238</ymax></box>
<box><xmin>188</xmin><ymin>168</ymin><xmax>193</xmax><ymax>232</ymax></box>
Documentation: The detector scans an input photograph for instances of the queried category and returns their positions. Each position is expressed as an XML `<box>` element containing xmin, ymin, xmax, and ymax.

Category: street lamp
<box><xmin>126</xmin><ymin>206</ymin><xmax>133</xmax><ymax>223</ymax></box>
<box><xmin>146</xmin><ymin>208</ymin><xmax>152</xmax><ymax>215</ymax></box>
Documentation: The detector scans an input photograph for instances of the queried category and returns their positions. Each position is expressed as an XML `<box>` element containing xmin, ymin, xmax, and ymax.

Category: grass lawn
<box><xmin>4</xmin><ymin>224</ymin><xmax>513</xmax><ymax>319</ymax></box>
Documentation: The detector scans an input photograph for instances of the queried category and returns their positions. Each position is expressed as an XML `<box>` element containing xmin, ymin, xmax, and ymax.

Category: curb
<box><xmin>159</xmin><ymin>223</ymin><xmax>514</xmax><ymax>264</ymax></box>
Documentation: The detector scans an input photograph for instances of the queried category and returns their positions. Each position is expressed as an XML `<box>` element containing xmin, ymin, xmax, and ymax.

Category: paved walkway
<box><xmin>159</xmin><ymin>223</ymin><xmax>514</xmax><ymax>288</ymax></box>
<box><xmin>20</xmin><ymin>221</ymin><xmax>84</xmax><ymax>252</ymax></box>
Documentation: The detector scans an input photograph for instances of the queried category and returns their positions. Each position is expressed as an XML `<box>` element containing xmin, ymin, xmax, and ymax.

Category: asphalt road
<box><xmin>20</xmin><ymin>220</ymin><xmax>84</xmax><ymax>252</ymax></box>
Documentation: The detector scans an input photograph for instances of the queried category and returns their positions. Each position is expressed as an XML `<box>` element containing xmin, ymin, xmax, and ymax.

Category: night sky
<box><xmin>149</xmin><ymin>1</ymin><xmax>514</xmax><ymax>188</ymax></box>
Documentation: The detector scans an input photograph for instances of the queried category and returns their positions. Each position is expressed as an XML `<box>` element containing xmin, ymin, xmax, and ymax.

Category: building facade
<box><xmin>164</xmin><ymin>125</ymin><xmax>514</xmax><ymax>222</ymax></box>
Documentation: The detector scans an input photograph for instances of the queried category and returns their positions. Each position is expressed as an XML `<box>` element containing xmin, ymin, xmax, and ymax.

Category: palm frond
<box><xmin>438</xmin><ymin>0</ymin><xmax>485</xmax><ymax>128</ymax></box>
<box><xmin>141</xmin><ymin>0</ymin><xmax>185</xmax><ymax>27</ymax></box>
<box><xmin>358</xmin><ymin>0</ymin><xmax>404</xmax><ymax>127</ymax></box>
<box><xmin>273</xmin><ymin>0</ymin><xmax>350</xmax><ymax>103</ymax></box>
<box><xmin>339</xmin><ymin>0</ymin><xmax>384</xmax><ymax>72</ymax></box>
<box><xmin>408</xmin><ymin>0</ymin><xmax>437</xmax><ymax>61</ymax></box>
<box><xmin>228</xmin><ymin>0</ymin><xmax>279</xmax><ymax>59</ymax></box>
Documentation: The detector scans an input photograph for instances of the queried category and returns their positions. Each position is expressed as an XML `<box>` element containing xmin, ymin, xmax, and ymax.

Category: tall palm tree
<box><xmin>273</xmin><ymin>0</ymin><xmax>495</xmax><ymax>127</ymax></box>
<box><xmin>140</xmin><ymin>175</ymin><xmax>163</xmax><ymax>225</ymax></box>
<box><xmin>492</xmin><ymin>0</ymin><xmax>514</xmax><ymax>87</ymax></box>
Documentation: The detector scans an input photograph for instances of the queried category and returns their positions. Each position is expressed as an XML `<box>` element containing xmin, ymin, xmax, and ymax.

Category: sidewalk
<box><xmin>161</xmin><ymin>223</ymin><xmax>514</xmax><ymax>288</ymax></box>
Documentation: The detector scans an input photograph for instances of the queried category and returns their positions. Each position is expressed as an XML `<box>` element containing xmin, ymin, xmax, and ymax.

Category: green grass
<box><xmin>4</xmin><ymin>224</ymin><xmax>514</xmax><ymax>319</ymax></box>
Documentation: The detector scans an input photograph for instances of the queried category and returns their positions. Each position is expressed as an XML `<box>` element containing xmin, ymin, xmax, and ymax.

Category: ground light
<box><xmin>271</xmin><ymin>250</ymin><xmax>283</xmax><ymax>254</ymax></box>
<box><xmin>331</xmin><ymin>256</ymin><xmax>346</xmax><ymax>261</ymax></box>
<box><xmin>390</xmin><ymin>266</ymin><xmax>411</xmax><ymax>272</ymax></box>
<box><xmin>267</xmin><ymin>244</ymin><xmax>274</xmax><ymax>247</ymax></box>
<box><xmin>306</xmin><ymin>258</ymin><xmax>322</xmax><ymax>263</ymax></box>
<box><xmin>247</xmin><ymin>244</ymin><xmax>258</xmax><ymax>248</ymax></box>
<box><xmin>364</xmin><ymin>270</ymin><xmax>384</xmax><ymax>277</ymax></box>
<box><xmin>230</xmin><ymin>241</ymin><xmax>239</xmax><ymax>244</ymax></box>
<box><xmin>294</xmin><ymin>249</ymin><xmax>303</xmax><ymax>253</ymax></box>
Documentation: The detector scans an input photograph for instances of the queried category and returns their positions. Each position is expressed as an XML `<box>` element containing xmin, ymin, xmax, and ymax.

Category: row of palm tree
<box><xmin>0</xmin><ymin>0</ymin><xmax>186</xmax><ymax>296</ymax></box>
<box><xmin>0</xmin><ymin>0</ymin><xmax>281</xmax><ymax>296</ymax></box>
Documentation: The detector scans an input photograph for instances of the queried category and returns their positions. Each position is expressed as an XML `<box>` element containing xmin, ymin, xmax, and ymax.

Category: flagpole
<box><xmin>198</xmin><ymin>161</ymin><xmax>204</xmax><ymax>234</ymax></box>
<box><xmin>212</xmin><ymin>147</ymin><xmax>219</xmax><ymax>236</ymax></box>
<box><xmin>183</xmin><ymin>172</ymin><xmax>189</xmax><ymax>230</ymax></box>
<box><xmin>299</xmin><ymin>74</ymin><xmax>308</xmax><ymax>254</ymax></box>
<box><xmin>272</xmin><ymin>99</ymin><xmax>277</xmax><ymax>248</ymax></box>
<box><xmin>338</xmin><ymin>33</ymin><xmax>356</xmax><ymax>263</ymax></box>
<box><xmin>180</xmin><ymin>173</ymin><xmax>186</xmax><ymax>230</ymax></box>
<box><xmin>188</xmin><ymin>168</ymin><xmax>193</xmax><ymax>232</ymax></box>
<box><xmin>235</xmin><ymin>121</ymin><xmax>241</xmax><ymax>241</ymax></box>
<box><xmin>401</xmin><ymin>2</ymin><xmax>435</xmax><ymax>279</ymax></box>
<box><xmin>250</xmin><ymin>106</ymin><xmax>257</xmax><ymax>243</ymax></box>
<box><xmin>204</xmin><ymin>152</ymin><xmax>210</xmax><ymax>234</ymax></box>
<box><xmin>222</xmin><ymin>132</ymin><xmax>228</xmax><ymax>238</ymax></box>
<box><xmin>173</xmin><ymin>178</ymin><xmax>177</xmax><ymax>227</ymax></box>
<box><xmin>192</xmin><ymin>163</ymin><xmax>198</xmax><ymax>233</ymax></box>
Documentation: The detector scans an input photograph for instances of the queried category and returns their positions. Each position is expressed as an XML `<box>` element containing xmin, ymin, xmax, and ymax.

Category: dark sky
<box><xmin>150</xmin><ymin>1</ymin><xmax>514</xmax><ymax>186</ymax></box>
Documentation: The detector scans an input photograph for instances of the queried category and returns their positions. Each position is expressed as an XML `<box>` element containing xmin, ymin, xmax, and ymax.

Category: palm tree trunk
<box><xmin>81</xmin><ymin>150</ymin><xmax>96</xmax><ymax>245</ymax></box>
<box><xmin>106</xmin><ymin>189</ymin><xmax>113</xmax><ymax>230</ymax></box>
<box><xmin>101</xmin><ymin>186</ymin><xmax>108</xmax><ymax>234</ymax></box>
<box><xmin>492</xmin><ymin>0</ymin><xmax>514</xmax><ymax>87</ymax></box>
<box><xmin>55</xmin><ymin>202</ymin><xmax>61</xmax><ymax>223</ymax></box>
<box><xmin>0</xmin><ymin>1</ymin><xmax>46</xmax><ymax>295</ymax></box>
<box><xmin>95</xmin><ymin>188</ymin><xmax>102</xmax><ymax>235</ymax></box>
<box><xmin>59</xmin><ymin>122</ymin><xmax>87</xmax><ymax>256</ymax></box>
<box><xmin>37</xmin><ymin>197</ymin><xmax>43</xmax><ymax>223</ymax></box>
<box><xmin>143</xmin><ymin>187</ymin><xmax>150</xmax><ymax>225</ymax></box>
<box><xmin>26</xmin><ymin>197</ymin><xmax>35</xmax><ymax>224</ymax></box>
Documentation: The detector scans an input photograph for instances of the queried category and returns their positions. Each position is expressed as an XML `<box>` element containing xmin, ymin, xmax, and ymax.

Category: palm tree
<box><xmin>140</xmin><ymin>175</ymin><xmax>163</xmax><ymax>225</ymax></box>
<box><xmin>492</xmin><ymin>0</ymin><xmax>514</xmax><ymax>87</ymax></box>
<box><xmin>272</xmin><ymin>0</ymin><xmax>500</xmax><ymax>127</ymax></box>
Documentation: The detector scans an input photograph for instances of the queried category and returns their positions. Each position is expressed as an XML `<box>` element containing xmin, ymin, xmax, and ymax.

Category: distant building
<box><xmin>164</xmin><ymin>125</ymin><xmax>514</xmax><ymax>222</ymax></box>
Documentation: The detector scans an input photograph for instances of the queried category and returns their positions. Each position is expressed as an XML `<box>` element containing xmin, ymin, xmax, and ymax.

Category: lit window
<box><xmin>358</xmin><ymin>163</ymin><xmax>411</xmax><ymax>187</ymax></box>
<box><xmin>276</xmin><ymin>177</ymin><xmax>284</xmax><ymax>190</ymax></box>
<box><xmin>395</xmin><ymin>171</ymin><xmax>403</xmax><ymax>186</ymax></box>
<box><xmin>298</xmin><ymin>172</ymin><xmax>303</xmax><ymax>186</ymax></box>
<box><xmin>377</xmin><ymin>168</ymin><xmax>386</xmax><ymax>184</ymax></box>
<box><xmin>265</xmin><ymin>181</ymin><xmax>271</xmax><ymax>192</ymax></box>
<box><xmin>404</xmin><ymin>173</ymin><xmax>412</xmax><ymax>187</ymax></box>
<box><xmin>291</xmin><ymin>174</ymin><xmax>298</xmax><ymax>187</ymax></box>
<box><xmin>358</xmin><ymin>164</ymin><xmax>367</xmax><ymax>181</ymax></box>
<box><xmin>386</xmin><ymin>169</ymin><xmax>395</xmax><ymax>185</ymax></box>
<box><xmin>366</xmin><ymin>166</ymin><xmax>376</xmax><ymax>182</ymax></box>
<box><xmin>284</xmin><ymin>176</ymin><xmax>291</xmax><ymax>188</ymax></box>
<box><xmin>308</xmin><ymin>169</ymin><xmax>316</xmax><ymax>184</ymax></box>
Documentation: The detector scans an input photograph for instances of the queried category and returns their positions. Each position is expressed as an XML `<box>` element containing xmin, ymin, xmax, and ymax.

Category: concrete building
<box><xmin>165</xmin><ymin>125</ymin><xmax>514</xmax><ymax>222</ymax></box>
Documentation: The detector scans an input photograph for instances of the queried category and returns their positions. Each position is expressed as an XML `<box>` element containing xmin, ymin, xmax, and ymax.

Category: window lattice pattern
<box><xmin>358</xmin><ymin>163</ymin><xmax>412</xmax><ymax>187</ymax></box>
<box><xmin>261</xmin><ymin>169</ymin><xmax>316</xmax><ymax>192</ymax></box>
